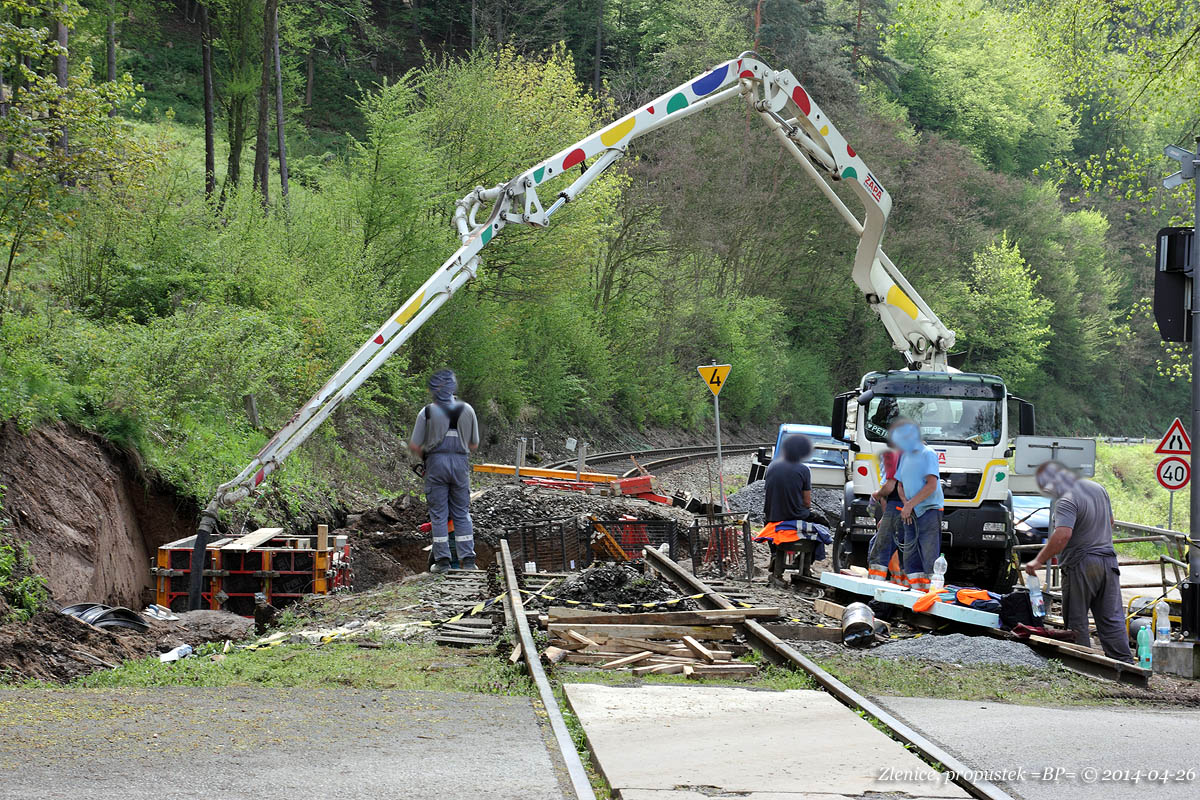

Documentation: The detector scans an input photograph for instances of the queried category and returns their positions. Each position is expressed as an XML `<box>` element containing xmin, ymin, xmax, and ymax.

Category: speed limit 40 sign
<box><xmin>1157</xmin><ymin>456</ymin><xmax>1191</xmax><ymax>492</ymax></box>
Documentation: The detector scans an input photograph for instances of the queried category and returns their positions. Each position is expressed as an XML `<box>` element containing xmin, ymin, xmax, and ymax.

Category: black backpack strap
<box><xmin>445</xmin><ymin>402</ymin><xmax>465</xmax><ymax>430</ymax></box>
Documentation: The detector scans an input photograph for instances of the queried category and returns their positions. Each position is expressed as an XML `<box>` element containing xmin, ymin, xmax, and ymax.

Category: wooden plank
<box><xmin>564</xmin><ymin>630</ymin><xmax>600</xmax><ymax>649</ymax></box>
<box><xmin>668</xmin><ymin>648</ymin><xmax>731</xmax><ymax>661</ymax></box>
<box><xmin>509</xmin><ymin>642</ymin><xmax>523</xmax><ymax>664</ymax></box>
<box><xmin>547</xmin><ymin>606</ymin><xmax>781</xmax><ymax>625</ymax></box>
<box><xmin>543</xmin><ymin>646</ymin><xmax>569</xmax><ymax>665</ymax></box>
<box><xmin>681</xmin><ymin>636</ymin><xmax>716</xmax><ymax>663</ymax></box>
<box><xmin>549</xmin><ymin>638</ymin><xmax>587</xmax><ymax>652</ymax></box>
<box><xmin>682</xmin><ymin>665</ymin><xmax>695</xmax><ymax>679</ymax></box>
<box><xmin>316</xmin><ymin>524</ymin><xmax>329</xmax><ymax>551</ymax></box>
<box><xmin>223</xmin><ymin>527</ymin><xmax>285</xmax><ymax>551</ymax></box>
<box><xmin>691</xmin><ymin>664</ymin><xmax>758</xmax><ymax>677</ymax></box>
<box><xmin>813</xmin><ymin>598</ymin><xmax>847</xmax><ymax>620</ymax></box>
<box><xmin>472</xmin><ymin>463</ymin><xmax>618</xmax><ymax>483</ymax></box>
<box><xmin>762</xmin><ymin>623</ymin><xmax>843</xmax><ymax>642</ymax></box>
<box><xmin>598</xmin><ymin>651</ymin><xmax>655</xmax><ymax>670</ymax></box>
<box><xmin>633</xmin><ymin>663</ymin><xmax>685</xmax><ymax>676</ymax></box>
<box><xmin>548</xmin><ymin>623</ymin><xmax>734</xmax><ymax>641</ymax></box>
<box><xmin>607</xmin><ymin>636</ymin><xmax>680</xmax><ymax>655</ymax></box>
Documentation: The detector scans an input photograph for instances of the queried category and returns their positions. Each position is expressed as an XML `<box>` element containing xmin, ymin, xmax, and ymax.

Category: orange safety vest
<box><xmin>754</xmin><ymin>521</ymin><xmax>801</xmax><ymax>545</ymax></box>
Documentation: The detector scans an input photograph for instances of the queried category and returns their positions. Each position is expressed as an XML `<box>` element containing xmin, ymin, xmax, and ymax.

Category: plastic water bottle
<box><xmin>930</xmin><ymin>553</ymin><xmax>948</xmax><ymax>591</ymax></box>
<box><xmin>1027</xmin><ymin>574</ymin><xmax>1046</xmax><ymax>618</ymax></box>
<box><xmin>1155</xmin><ymin>601</ymin><xmax>1172</xmax><ymax>642</ymax></box>
<box><xmin>159</xmin><ymin>644</ymin><xmax>193</xmax><ymax>663</ymax></box>
<box><xmin>1137</xmin><ymin>624</ymin><xmax>1152</xmax><ymax>669</ymax></box>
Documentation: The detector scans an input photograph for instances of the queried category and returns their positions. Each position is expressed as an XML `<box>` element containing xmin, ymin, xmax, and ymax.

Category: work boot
<box><xmin>462</xmin><ymin>558</ymin><xmax>477</xmax><ymax>571</ymax></box>
<box><xmin>430</xmin><ymin>558</ymin><xmax>452</xmax><ymax>574</ymax></box>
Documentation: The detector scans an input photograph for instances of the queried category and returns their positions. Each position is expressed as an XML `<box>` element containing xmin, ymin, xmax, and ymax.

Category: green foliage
<box><xmin>886</xmin><ymin>0</ymin><xmax>1077</xmax><ymax>174</ymax></box>
<box><xmin>945</xmin><ymin>235</ymin><xmax>1052</xmax><ymax>392</ymax></box>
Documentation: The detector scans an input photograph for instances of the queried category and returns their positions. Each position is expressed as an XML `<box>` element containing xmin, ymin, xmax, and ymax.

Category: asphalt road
<box><xmin>0</xmin><ymin>687</ymin><xmax>569</xmax><ymax>800</ymax></box>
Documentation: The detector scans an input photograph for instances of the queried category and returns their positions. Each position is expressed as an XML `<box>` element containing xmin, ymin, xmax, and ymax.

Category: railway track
<box><xmin>543</xmin><ymin>442</ymin><xmax>770</xmax><ymax>475</ymax></box>
<box><xmin>494</xmin><ymin>538</ymin><xmax>1014</xmax><ymax>800</ymax></box>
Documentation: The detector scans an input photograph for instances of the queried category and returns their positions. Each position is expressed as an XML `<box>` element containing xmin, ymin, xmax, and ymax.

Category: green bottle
<box><xmin>1137</xmin><ymin>624</ymin><xmax>1152</xmax><ymax>669</ymax></box>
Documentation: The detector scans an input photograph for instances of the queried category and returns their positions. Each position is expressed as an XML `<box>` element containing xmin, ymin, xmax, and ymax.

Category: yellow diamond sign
<box><xmin>697</xmin><ymin>364</ymin><xmax>731</xmax><ymax>397</ymax></box>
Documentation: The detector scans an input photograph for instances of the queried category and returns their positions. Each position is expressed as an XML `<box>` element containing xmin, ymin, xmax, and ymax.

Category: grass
<box><xmin>812</xmin><ymin>652</ymin><xmax>1123</xmax><ymax>706</ymax></box>
<box><xmin>70</xmin><ymin>640</ymin><xmax>533</xmax><ymax>695</ymax></box>
<box><xmin>1090</xmin><ymin>444</ymin><xmax>1188</xmax><ymax>560</ymax></box>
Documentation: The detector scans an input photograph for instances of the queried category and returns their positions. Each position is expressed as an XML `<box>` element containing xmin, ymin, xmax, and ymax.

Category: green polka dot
<box><xmin>666</xmin><ymin>93</ymin><xmax>688</xmax><ymax>114</ymax></box>
<box><xmin>533</xmin><ymin>166</ymin><xmax>545</xmax><ymax>184</ymax></box>
<box><xmin>841</xmin><ymin>166</ymin><xmax>858</xmax><ymax>180</ymax></box>
<box><xmin>996</xmin><ymin>472</ymin><xmax>1005</xmax><ymax>481</ymax></box>
<box><xmin>481</xmin><ymin>226</ymin><xmax>493</xmax><ymax>244</ymax></box>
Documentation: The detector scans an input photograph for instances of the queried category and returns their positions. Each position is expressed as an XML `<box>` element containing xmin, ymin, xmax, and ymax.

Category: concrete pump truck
<box><xmin>186</xmin><ymin>51</ymin><xmax>1034</xmax><ymax>607</ymax></box>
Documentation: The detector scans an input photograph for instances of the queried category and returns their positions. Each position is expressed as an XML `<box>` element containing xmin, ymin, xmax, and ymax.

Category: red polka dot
<box><xmin>253</xmin><ymin>468</ymin><xmax>265</xmax><ymax>486</ymax></box>
<box><xmin>847</xmin><ymin>144</ymin><xmax>856</xmax><ymax>158</ymax></box>
<box><xmin>373</xmin><ymin>334</ymin><xmax>384</xmax><ymax>345</ymax></box>
<box><xmin>647</xmin><ymin>105</ymin><xmax>654</xmax><ymax>114</ymax></box>
<box><xmin>740</xmin><ymin>70</ymin><xmax>754</xmax><ymax>79</ymax></box>
<box><xmin>791</xmin><ymin>85</ymin><xmax>811</xmax><ymax>116</ymax></box>
<box><xmin>857</xmin><ymin>465</ymin><xmax>869</xmax><ymax>476</ymax></box>
<box><xmin>563</xmin><ymin>148</ymin><xmax>586</xmax><ymax>170</ymax></box>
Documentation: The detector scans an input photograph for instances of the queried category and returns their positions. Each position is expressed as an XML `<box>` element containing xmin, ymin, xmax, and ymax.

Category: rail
<box><xmin>642</xmin><ymin>547</ymin><xmax>1016</xmax><ymax>800</ymax></box>
<box><xmin>498</xmin><ymin>540</ymin><xmax>596</xmax><ymax>800</ymax></box>
<box><xmin>544</xmin><ymin>442</ymin><xmax>771</xmax><ymax>473</ymax></box>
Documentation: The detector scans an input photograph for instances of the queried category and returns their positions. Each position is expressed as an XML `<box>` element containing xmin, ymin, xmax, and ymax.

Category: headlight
<box><xmin>854</xmin><ymin>516</ymin><xmax>875</xmax><ymax>526</ymax></box>
<box><xmin>982</xmin><ymin>522</ymin><xmax>1007</xmax><ymax>532</ymax></box>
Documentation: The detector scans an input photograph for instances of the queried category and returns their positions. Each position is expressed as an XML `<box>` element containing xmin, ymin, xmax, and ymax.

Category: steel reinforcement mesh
<box><xmin>589</xmin><ymin>519</ymin><xmax>679</xmax><ymax>561</ymax></box>
<box><xmin>503</xmin><ymin>517</ymin><xmax>593</xmax><ymax>572</ymax></box>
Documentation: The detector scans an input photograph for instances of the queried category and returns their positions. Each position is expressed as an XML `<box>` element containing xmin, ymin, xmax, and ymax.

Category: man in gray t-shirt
<box><xmin>409</xmin><ymin>369</ymin><xmax>480</xmax><ymax>573</ymax></box>
<box><xmin>1026</xmin><ymin>461</ymin><xmax>1132</xmax><ymax>662</ymax></box>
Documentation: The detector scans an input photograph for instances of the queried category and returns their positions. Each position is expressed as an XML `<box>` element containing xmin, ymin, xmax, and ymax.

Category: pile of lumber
<box><xmin>536</xmin><ymin>606</ymin><xmax>782</xmax><ymax>679</ymax></box>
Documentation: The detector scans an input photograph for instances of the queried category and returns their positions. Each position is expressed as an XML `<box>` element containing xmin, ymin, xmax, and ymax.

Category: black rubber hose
<box><xmin>188</xmin><ymin>505</ymin><xmax>220</xmax><ymax>610</ymax></box>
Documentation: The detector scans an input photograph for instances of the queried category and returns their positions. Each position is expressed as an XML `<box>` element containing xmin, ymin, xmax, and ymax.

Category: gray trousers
<box><xmin>425</xmin><ymin>451</ymin><xmax>475</xmax><ymax>563</ymax></box>
<box><xmin>1061</xmin><ymin>554</ymin><xmax>1133</xmax><ymax>663</ymax></box>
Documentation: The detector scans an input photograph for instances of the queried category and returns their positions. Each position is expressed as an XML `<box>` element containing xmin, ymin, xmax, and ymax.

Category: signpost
<box><xmin>1155</xmin><ymin>419</ymin><xmax>1193</xmax><ymax>530</ymax></box>
<box><xmin>1162</xmin><ymin>143</ymin><xmax>1200</xmax><ymax>655</ymax></box>
<box><xmin>697</xmin><ymin>363</ymin><xmax>731</xmax><ymax>510</ymax></box>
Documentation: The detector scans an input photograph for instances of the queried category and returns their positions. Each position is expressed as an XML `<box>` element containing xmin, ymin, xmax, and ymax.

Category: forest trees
<box><xmin>0</xmin><ymin>0</ymin><xmax>152</xmax><ymax>315</ymax></box>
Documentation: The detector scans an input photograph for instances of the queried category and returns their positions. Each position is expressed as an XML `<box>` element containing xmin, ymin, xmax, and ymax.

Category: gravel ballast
<box><xmin>871</xmin><ymin>632</ymin><xmax>1049</xmax><ymax>670</ymax></box>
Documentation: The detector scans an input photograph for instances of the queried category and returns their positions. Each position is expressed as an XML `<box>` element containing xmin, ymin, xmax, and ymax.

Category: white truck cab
<box><xmin>831</xmin><ymin>370</ymin><xmax>1037</xmax><ymax>589</ymax></box>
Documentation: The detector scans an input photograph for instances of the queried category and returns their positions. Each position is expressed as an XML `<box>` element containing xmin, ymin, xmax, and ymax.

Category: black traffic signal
<box><xmin>1155</xmin><ymin>226</ymin><xmax>1193</xmax><ymax>343</ymax></box>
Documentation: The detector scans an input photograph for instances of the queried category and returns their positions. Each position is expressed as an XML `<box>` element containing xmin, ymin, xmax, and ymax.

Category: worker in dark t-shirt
<box><xmin>763</xmin><ymin>434</ymin><xmax>815</xmax><ymax>524</ymax></box>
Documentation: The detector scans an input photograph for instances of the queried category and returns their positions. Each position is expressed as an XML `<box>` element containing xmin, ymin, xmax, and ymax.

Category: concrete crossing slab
<box><xmin>876</xmin><ymin>696</ymin><xmax>1200</xmax><ymax>800</ymax></box>
<box><xmin>563</xmin><ymin>683</ymin><xmax>968</xmax><ymax>799</ymax></box>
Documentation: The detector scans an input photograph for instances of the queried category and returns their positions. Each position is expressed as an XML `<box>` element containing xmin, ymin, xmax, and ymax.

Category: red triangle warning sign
<box><xmin>1156</xmin><ymin>417</ymin><xmax>1192</xmax><ymax>455</ymax></box>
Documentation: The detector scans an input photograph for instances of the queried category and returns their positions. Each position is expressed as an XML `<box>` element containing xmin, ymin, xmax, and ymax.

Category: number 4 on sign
<box><xmin>697</xmin><ymin>364</ymin><xmax>731</xmax><ymax>396</ymax></box>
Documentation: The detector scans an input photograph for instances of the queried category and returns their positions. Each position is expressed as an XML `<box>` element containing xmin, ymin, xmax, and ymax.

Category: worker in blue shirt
<box><xmin>891</xmin><ymin>419</ymin><xmax>944</xmax><ymax>592</ymax></box>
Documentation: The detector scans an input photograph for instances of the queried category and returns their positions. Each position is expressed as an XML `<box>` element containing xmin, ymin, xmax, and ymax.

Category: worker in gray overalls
<box><xmin>409</xmin><ymin>370</ymin><xmax>480</xmax><ymax>572</ymax></box>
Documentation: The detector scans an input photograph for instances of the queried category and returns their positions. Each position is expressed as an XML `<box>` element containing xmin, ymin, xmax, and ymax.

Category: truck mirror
<box><xmin>831</xmin><ymin>391</ymin><xmax>855</xmax><ymax>443</ymax></box>
<box><xmin>1019</xmin><ymin>401</ymin><xmax>1036</xmax><ymax>436</ymax></box>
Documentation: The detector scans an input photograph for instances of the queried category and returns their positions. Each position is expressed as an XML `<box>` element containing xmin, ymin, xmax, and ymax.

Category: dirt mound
<box><xmin>0</xmin><ymin>422</ymin><xmax>197</xmax><ymax>608</ymax></box>
<box><xmin>0</xmin><ymin>607</ymin><xmax>256</xmax><ymax>684</ymax></box>
<box><xmin>550</xmin><ymin>562</ymin><xmax>696</xmax><ymax>609</ymax></box>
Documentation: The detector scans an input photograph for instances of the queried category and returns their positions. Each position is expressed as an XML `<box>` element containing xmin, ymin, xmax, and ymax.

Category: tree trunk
<box><xmin>304</xmin><ymin>48</ymin><xmax>314</xmax><ymax>106</ymax></box>
<box><xmin>271</xmin><ymin>1</ymin><xmax>288</xmax><ymax>202</ymax></box>
<box><xmin>593</xmin><ymin>0</ymin><xmax>603</xmax><ymax>94</ymax></box>
<box><xmin>55</xmin><ymin>6</ymin><xmax>68</xmax><ymax>157</ymax></box>
<box><xmin>252</xmin><ymin>0</ymin><xmax>275</xmax><ymax>206</ymax></box>
<box><xmin>200</xmin><ymin>3</ymin><xmax>216</xmax><ymax>200</ymax></box>
<box><xmin>106</xmin><ymin>3</ymin><xmax>117</xmax><ymax>81</ymax></box>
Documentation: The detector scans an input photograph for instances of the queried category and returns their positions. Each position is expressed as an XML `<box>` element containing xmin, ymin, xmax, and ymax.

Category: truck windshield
<box><xmin>863</xmin><ymin>394</ymin><xmax>1002</xmax><ymax>446</ymax></box>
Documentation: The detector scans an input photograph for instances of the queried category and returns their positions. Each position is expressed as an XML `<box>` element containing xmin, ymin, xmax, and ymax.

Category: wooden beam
<box><xmin>223</xmin><ymin>527</ymin><xmax>284</xmax><ymax>551</ymax></box>
<box><xmin>547</xmin><ymin>607</ymin><xmax>781</xmax><ymax>625</ymax></box>
<box><xmin>681</xmin><ymin>635</ymin><xmax>717</xmax><ymax>663</ymax></box>
<box><xmin>548</xmin><ymin>623</ymin><xmax>734</xmax><ymax>641</ymax></box>
<box><xmin>564</xmin><ymin>630</ymin><xmax>600</xmax><ymax>649</ymax></box>
<box><xmin>813</xmin><ymin>598</ymin><xmax>847</xmax><ymax>620</ymax></box>
<box><xmin>472</xmin><ymin>463</ymin><xmax>617</xmax><ymax>483</ymax></box>
<box><xmin>598</xmin><ymin>651</ymin><xmax>655</xmax><ymax>670</ymax></box>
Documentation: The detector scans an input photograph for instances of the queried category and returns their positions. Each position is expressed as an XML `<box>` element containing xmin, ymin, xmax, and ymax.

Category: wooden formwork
<box><xmin>153</xmin><ymin>524</ymin><xmax>349</xmax><ymax>616</ymax></box>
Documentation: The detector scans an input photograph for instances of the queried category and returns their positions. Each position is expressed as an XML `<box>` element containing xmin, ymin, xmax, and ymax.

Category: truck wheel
<box><xmin>831</xmin><ymin>529</ymin><xmax>853</xmax><ymax>572</ymax></box>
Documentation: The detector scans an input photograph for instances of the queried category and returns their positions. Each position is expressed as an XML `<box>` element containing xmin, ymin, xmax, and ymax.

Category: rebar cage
<box><xmin>503</xmin><ymin>517</ymin><xmax>592</xmax><ymax>572</ymax></box>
